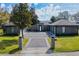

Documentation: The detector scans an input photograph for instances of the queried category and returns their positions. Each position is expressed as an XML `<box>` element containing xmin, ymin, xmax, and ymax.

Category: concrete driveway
<box><xmin>24</xmin><ymin>32</ymin><xmax>49</xmax><ymax>38</ymax></box>
<box><xmin>19</xmin><ymin>32</ymin><xmax>50</xmax><ymax>55</ymax></box>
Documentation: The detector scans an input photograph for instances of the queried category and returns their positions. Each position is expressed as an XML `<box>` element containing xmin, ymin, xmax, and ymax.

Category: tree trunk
<box><xmin>22</xmin><ymin>29</ymin><xmax>24</xmax><ymax>38</ymax></box>
<box><xmin>19</xmin><ymin>29</ymin><xmax>24</xmax><ymax>50</ymax></box>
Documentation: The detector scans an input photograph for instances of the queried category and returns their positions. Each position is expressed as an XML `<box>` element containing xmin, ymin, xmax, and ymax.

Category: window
<box><xmin>40</xmin><ymin>26</ymin><xmax>42</xmax><ymax>31</ymax></box>
<box><xmin>62</xmin><ymin>27</ymin><xmax>65</xmax><ymax>33</ymax></box>
<box><xmin>11</xmin><ymin>27</ymin><xmax>15</xmax><ymax>33</ymax></box>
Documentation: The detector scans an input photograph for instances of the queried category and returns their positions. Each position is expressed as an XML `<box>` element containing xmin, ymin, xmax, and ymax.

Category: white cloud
<box><xmin>54</xmin><ymin>5</ymin><xmax>61</xmax><ymax>10</ymax></box>
<box><xmin>35</xmin><ymin>4</ymin><xmax>60</xmax><ymax>21</ymax></box>
<box><xmin>1</xmin><ymin>3</ymin><xmax>5</xmax><ymax>8</ymax></box>
<box><xmin>35</xmin><ymin>4</ymin><xmax>79</xmax><ymax>21</ymax></box>
<box><xmin>7</xmin><ymin>5</ymin><xmax>13</xmax><ymax>13</ymax></box>
<box><xmin>68</xmin><ymin>9</ymin><xmax>79</xmax><ymax>15</ymax></box>
<box><xmin>28</xmin><ymin>3</ymin><xmax>32</xmax><ymax>7</ymax></box>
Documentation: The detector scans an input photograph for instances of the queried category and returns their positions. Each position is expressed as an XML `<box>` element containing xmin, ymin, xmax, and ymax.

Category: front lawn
<box><xmin>0</xmin><ymin>36</ymin><xmax>28</xmax><ymax>54</ymax></box>
<box><xmin>0</xmin><ymin>36</ymin><xmax>18</xmax><ymax>54</ymax></box>
<box><xmin>0</xmin><ymin>29</ymin><xmax>28</xmax><ymax>54</ymax></box>
<box><xmin>48</xmin><ymin>36</ymin><xmax>79</xmax><ymax>52</ymax></box>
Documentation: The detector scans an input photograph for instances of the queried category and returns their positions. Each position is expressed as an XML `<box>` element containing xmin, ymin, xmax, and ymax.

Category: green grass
<box><xmin>0</xmin><ymin>36</ymin><xmax>19</xmax><ymax>54</ymax></box>
<box><xmin>0</xmin><ymin>36</ymin><xmax>28</xmax><ymax>54</ymax></box>
<box><xmin>23</xmin><ymin>38</ymin><xmax>28</xmax><ymax>46</ymax></box>
<box><xmin>48</xmin><ymin>36</ymin><xmax>79</xmax><ymax>52</ymax></box>
<box><xmin>48</xmin><ymin>37</ymin><xmax>51</xmax><ymax>43</ymax></box>
<box><xmin>0</xmin><ymin>29</ymin><xmax>28</xmax><ymax>54</ymax></box>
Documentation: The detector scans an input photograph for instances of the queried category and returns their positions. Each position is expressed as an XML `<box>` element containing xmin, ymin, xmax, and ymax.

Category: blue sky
<box><xmin>32</xmin><ymin>3</ymin><xmax>79</xmax><ymax>10</ymax></box>
<box><xmin>0</xmin><ymin>3</ymin><xmax>79</xmax><ymax>21</ymax></box>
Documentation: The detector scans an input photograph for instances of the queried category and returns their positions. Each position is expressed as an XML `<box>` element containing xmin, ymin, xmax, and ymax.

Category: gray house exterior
<box><xmin>2</xmin><ymin>19</ymin><xmax>79</xmax><ymax>36</ymax></box>
<box><xmin>28</xmin><ymin>19</ymin><xmax>79</xmax><ymax>36</ymax></box>
<box><xmin>49</xmin><ymin>20</ymin><xmax>79</xmax><ymax>35</ymax></box>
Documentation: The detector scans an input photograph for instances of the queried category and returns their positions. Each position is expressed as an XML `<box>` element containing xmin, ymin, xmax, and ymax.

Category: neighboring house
<box><xmin>2</xmin><ymin>22</ymin><xmax>20</xmax><ymax>35</ymax></box>
<box><xmin>28</xmin><ymin>19</ymin><xmax>79</xmax><ymax>36</ymax></box>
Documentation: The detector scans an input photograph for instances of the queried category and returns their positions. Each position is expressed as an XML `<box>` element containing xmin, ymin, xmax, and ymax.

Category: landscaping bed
<box><xmin>48</xmin><ymin>36</ymin><xmax>79</xmax><ymax>52</ymax></box>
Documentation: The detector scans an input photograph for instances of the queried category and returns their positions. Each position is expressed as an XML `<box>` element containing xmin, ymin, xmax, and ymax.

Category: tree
<box><xmin>50</xmin><ymin>16</ymin><xmax>56</xmax><ymax>23</ymax></box>
<box><xmin>30</xmin><ymin>7</ymin><xmax>39</xmax><ymax>25</ymax></box>
<box><xmin>10</xmin><ymin>3</ymin><xmax>32</xmax><ymax>38</ymax></box>
<box><xmin>0</xmin><ymin>9</ymin><xmax>10</xmax><ymax>27</ymax></box>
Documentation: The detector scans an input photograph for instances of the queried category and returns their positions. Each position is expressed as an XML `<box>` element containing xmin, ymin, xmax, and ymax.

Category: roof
<box><xmin>2</xmin><ymin>22</ymin><xmax>15</xmax><ymax>27</ymax></box>
<box><xmin>49</xmin><ymin>19</ymin><xmax>79</xmax><ymax>26</ymax></box>
<box><xmin>37</xmin><ymin>21</ymin><xmax>51</xmax><ymax>25</ymax></box>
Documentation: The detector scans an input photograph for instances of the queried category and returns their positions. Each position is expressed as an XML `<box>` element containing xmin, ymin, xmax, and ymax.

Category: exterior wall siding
<box><xmin>30</xmin><ymin>25</ymin><xmax>40</xmax><ymax>31</ymax></box>
<box><xmin>50</xmin><ymin>26</ymin><xmax>56</xmax><ymax>34</ymax></box>
<box><xmin>27</xmin><ymin>24</ymin><xmax>78</xmax><ymax>35</ymax></box>
<box><xmin>29</xmin><ymin>25</ymin><xmax>50</xmax><ymax>31</ymax></box>
<box><xmin>50</xmin><ymin>26</ymin><xmax>78</xmax><ymax>35</ymax></box>
<box><xmin>56</xmin><ymin>26</ymin><xmax>62</xmax><ymax>35</ymax></box>
<box><xmin>50</xmin><ymin>26</ymin><xmax>55</xmax><ymax>34</ymax></box>
<box><xmin>65</xmin><ymin>26</ymin><xmax>78</xmax><ymax>35</ymax></box>
<box><xmin>3</xmin><ymin>26</ymin><xmax>19</xmax><ymax>35</ymax></box>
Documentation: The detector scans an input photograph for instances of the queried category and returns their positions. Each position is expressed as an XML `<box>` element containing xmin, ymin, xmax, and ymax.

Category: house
<box><xmin>2</xmin><ymin>22</ymin><xmax>20</xmax><ymax>35</ymax></box>
<box><xmin>2</xmin><ymin>19</ymin><xmax>79</xmax><ymax>36</ymax></box>
<box><xmin>49</xmin><ymin>19</ymin><xmax>79</xmax><ymax>35</ymax></box>
<box><xmin>28</xmin><ymin>19</ymin><xmax>79</xmax><ymax>36</ymax></box>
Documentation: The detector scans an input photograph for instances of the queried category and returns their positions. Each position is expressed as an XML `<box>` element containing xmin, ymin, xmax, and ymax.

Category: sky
<box><xmin>0</xmin><ymin>3</ymin><xmax>79</xmax><ymax>21</ymax></box>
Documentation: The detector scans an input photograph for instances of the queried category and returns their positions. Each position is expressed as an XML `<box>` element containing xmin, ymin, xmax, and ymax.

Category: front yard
<box><xmin>48</xmin><ymin>36</ymin><xmax>79</xmax><ymax>52</ymax></box>
<box><xmin>0</xmin><ymin>29</ymin><xmax>28</xmax><ymax>54</ymax></box>
<box><xmin>0</xmin><ymin>36</ymin><xmax>28</xmax><ymax>54</ymax></box>
<box><xmin>0</xmin><ymin>36</ymin><xmax>18</xmax><ymax>54</ymax></box>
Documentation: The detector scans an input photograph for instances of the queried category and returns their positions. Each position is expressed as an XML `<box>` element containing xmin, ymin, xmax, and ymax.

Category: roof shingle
<box><xmin>49</xmin><ymin>19</ymin><xmax>79</xmax><ymax>26</ymax></box>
